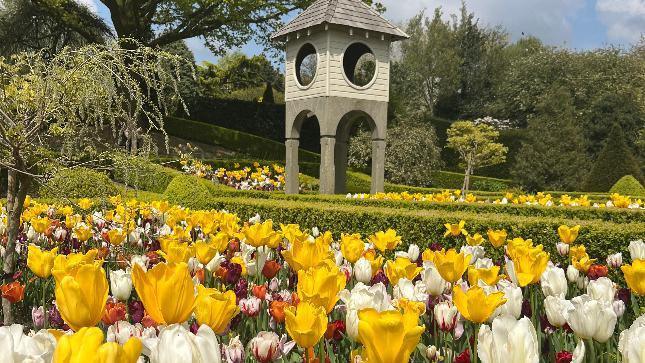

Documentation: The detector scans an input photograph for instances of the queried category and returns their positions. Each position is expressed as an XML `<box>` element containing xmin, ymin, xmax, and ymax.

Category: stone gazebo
<box><xmin>271</xmin><ymin>0</ymin><xmax>408</xmax><ymax>194</ymax></box>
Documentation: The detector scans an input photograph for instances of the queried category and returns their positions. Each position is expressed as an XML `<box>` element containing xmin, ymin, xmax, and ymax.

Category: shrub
<box><xmin>348</xmin><ymin>121</ymin><xmax>443</xmax><ymax>187</ymax></box>
<box><xmin>610</xmin><ymin>175</ymin><xmax>645</xmax><ymax>196</ymax></box>
<box><xmin>584</xmin><ymin>125</ymin><xmax>644</xmax><ymax>192</ymax></box>
<box><xmin>164</xmin><ymin>175</ymin><xmax>213</xmax><ymax>208</ymax></box>
<box><xmin>112</xmin><ymin>154</ymin><xmax>182</xmax><ymax>194</ymax></box>
<box><xmin>40</xmin><ymin>167</ymin><xmax>117</xmax><ymax>199</ymax></box>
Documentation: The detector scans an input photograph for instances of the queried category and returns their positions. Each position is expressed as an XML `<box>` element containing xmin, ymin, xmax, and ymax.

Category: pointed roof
<box><xmin>271</xmin><ymin>0</ymin><xmax>409</xmax><ymax>41</ymax></box>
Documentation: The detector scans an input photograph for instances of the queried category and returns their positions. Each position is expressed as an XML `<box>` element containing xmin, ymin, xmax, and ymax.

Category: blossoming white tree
<box><xmin>0</xmin><ymin>42</ymin><xmax>188</xmax><ymax>323</ymax></box>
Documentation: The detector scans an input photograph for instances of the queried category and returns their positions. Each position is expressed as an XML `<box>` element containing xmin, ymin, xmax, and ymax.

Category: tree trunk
<box><xmin>2</xmin><ymin>167</ymin><xmax>31</xmax><ymax>325</ymax></box>
<box><xmin>461</xmin><ymin>162</ymin><xmax>472</xmax><ymax>197</ymax></box>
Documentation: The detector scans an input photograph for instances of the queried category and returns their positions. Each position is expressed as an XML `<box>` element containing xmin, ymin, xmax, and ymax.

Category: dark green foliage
<box><xmin>610</xmin><ymin>175</ymin><xmax>645</xmax><ymax>196</ymax></box>
<box><xmin>164</xmin><ymin>117</ymin><xmax>320</xmax><ymax>162</ymax></box>
<box><xmin>512</xmin><ymin>88</ymin><xmax>590</xmax><ymax>191</ymax></box>
<box><xmin>164</xmin><ymin>175</ymin><xmax>213</xmax><ymax>209</ymax></box>
<box><xmin>40</xmin><ymin>167</ymin><xmax>117</xmax><ymax>199</ymax></box>
<box><xmin>584</xmin><ymin>125</ymin><xmax>644</xmax><ymax>192</ymax></box>
<box><xmin>112</xmin><ymin>154</ymin><xmax>182</xmax><ymax>194</ymax></box>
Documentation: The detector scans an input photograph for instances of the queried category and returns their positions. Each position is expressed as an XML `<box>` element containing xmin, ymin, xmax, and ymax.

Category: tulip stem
<box><xmin>471</xmin><ymin>324</ymin><xmax>479</xmax><ymax>363</ymax></box>
<box><xmin>42</xmin><ymin>278</ymin><xmax>49</xmax><ymax>329</ymax></box>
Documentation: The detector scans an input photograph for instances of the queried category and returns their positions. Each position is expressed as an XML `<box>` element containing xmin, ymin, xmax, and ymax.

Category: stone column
<box><xmin>319</xmin><ymin>136</ymin><xmax>336</xmax><ymax>194</ymax></box>
<box><xmin>371</xmin><ymin>139</ymin><xmax>386</xmax><ymax>194</ymax></box>
<box><xmin>334</xmin><ymin>141</ymin><xmax>348</xmax><ymax>194</ymax></box>
<box><xmin>285</xmin><ymin>138</ymin><xmax>300</xmax><ymax>194</ymax></box>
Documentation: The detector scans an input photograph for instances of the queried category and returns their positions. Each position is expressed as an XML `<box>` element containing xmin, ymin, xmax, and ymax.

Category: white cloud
<box><xmin>381</xmin><ymin>0</ymin><xmax>586</xmax><ymax>46</ymax></box>
<box><xmin>75</xmin><ymin>0</ymin><xmax>97</xmax><ymax>13</ymax></box>
<box><xmin>596</xmin><ymin>0</ymin><xmax>645</xmax><ymax>43</ymax></box>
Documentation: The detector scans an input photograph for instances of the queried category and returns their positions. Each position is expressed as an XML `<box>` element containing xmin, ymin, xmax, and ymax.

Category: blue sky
<box><xmin>81</xmin><ymin>0</ymin><xmax>645</xmax><ymax>64</ymax></box>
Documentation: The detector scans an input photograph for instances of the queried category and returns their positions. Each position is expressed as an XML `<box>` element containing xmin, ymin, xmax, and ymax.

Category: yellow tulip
<box><xmin>468</xmin><ymin>266</ymin><xmax>501</xmax><ymax>286</ymax></box>
<box><xmin>384</xmin><ymin>257</ymin><xmax>423</xmax><ymax>285</ymax></box>
<box><xmin>558</xmin><ymin>225</ymin><xmax>580</xmax><ymax>244</ymax></box>
<box><xmin>340</xmin><ymin>233</ymin><xmax>364</xmax><ymax>264</ymax></box>
<box><xmin>230</xmin><ymin>256</ymin><xmax>248</xmax><ymax>276</ymax></box>
<box><xmin>297</xmin><ymin>260</ymin><xmax>347</xmax><ymax>313</ymax></box>
<box><xmin>27</xmin><ymin>244</ymin><xmax>58</xmax><ymax>278</ymax></box>
<box><xmin>421</xmin><ymin>249</ymin><xmax>435</xmax><ymax>262</ymax></box>
<box><xmin>507</xmin><ymin>241</ymin><xmax>550</xmax><ymax>287</ymax></box>
<box><xmin>368</xmin><ymin>229</ymin><xmax>402</xmax><ymax>252</ymax></box>
<box><xmin>621</xmin><ymin>259</ymin><xmax>645</xmax><ymax>296</ymax></box>
<box><xmin>487</xmin><ymin>229</ymin><xmax>507</xmax><ymax>248</ymax></box>
<box><xmin>242</xmin><ymin>220</ymin><xmax>279</xmax><ymax>248</ymax></box>
<box><xmin>357</xmin><ymin>308</ymin><xmax>424</xmax><ymax>363</ymax></box>
<box><xmin>194</xmin><ymin>285</ymin><xmax>240</xmax><ymax>334</ymax></box>
<box><xmin>53</xmin><ymin>327</ymin><xmax>141</xmax><ymax>363</ymax></box>
<box><xmin>53</xmin><ymin>249</ymin><xmax>98</xmax><ymax>273</ymax></box>
<box><xmin>106</xmin><ymin>228</ymin><xmax>127</xmax><ymax>246</ymax></box>
<box><xmin>194</xmin><ymin>240</ymin><xmax>218</xmax><ymax>265</ymax></box>
<box><xmin>453</xmin><ymin>285</ymin><xmax>506</xmax><ymax>323</ymax></box>
<box><xmin>132</xmin><ymin>262</ymin><xmax>195</xmax><ymax>325</ymax></box>
<box><xmin>433</xmin><ymin>249</ymin><xmax>471</xmax><ymax>283</ymax></box>
<box><xmin>73</xmin><ymin>224</ymin><xmax>92</xmax><ymax>242</ymax></box>
<box><xmin>569</xmin><ymin>245</ymin><xmax>588</xmax><ymax>260</ymax></box>
<box><xmin>52</xmin><ymin>261</ymin><xmax>108</xmax><ymax>331</ymax></box>
<box><xmin>443</xmin><ymin>220</ymin><xmax>467</xmax><ymax>238</ymax></box>
<box><xmin>32</xmin><ymin>216</ymin><xmax>51</xmax><ymax>234</ymax></box>
<box><xmin>280</xmin><ymin>223</ymin><xmax>306</xmax><ymax>243</ymax></box>
<box><xmin>572</xmin><ymin>253</ymin><xmax>596</xmax><ymax>273</ymax></box>
<box><xmin>281</xmin><ymin>234</ymin><xmax>331</xmax><ymax>272</ymax></box>
<box><xmin>159</xmin><ymin>242</ymin><xmax>195</xmax><ymax>264</ymax></box>
<box><xmin>65</xmin><ymin>214</ymin><xmax>82</xmax><ymax>228</ymax></box>
<box><xmin>208</xmin><ymin>232</ymin><xmax>230</xmax><ymax>253</ymax></box>
<box><xmin>364</xmin><ymin>249</ymin><xmax>384</xmax><ymax>276</ymax></box>
<box><xmin>284</xmin><ymin>301</ymin><xmax>327</xmax><ymax>349</ymax></box>
<box><xmin>77</xmin><ymin>198</ymin><xmax>94</xmax><ymax>210</ymax></box>
<box><xmin>466</xmin><ymin>233</ymin><xmax>484</xmax><ymax>246</ymax></box>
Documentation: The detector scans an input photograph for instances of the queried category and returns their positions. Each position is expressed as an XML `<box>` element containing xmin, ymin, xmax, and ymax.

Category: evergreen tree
<box><xmin>511</xmin><ymin>88</ymin><xmax>590</xmax><ymax>191</ymax></box>
<box><xmin>583</xmin><ymin>124</ymin><xmax>644</xmax><ymax>192</ymax></box>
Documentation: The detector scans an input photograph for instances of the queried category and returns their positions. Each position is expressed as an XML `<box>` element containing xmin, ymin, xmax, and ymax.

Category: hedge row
<box><xmin>166</xmin><ymin>193</ymin><xmax>645</xmax><ymax>260</ymax></box>
<box><xmin>164</xmin><ymin>117</ymin><xmax>320</xmax><ymax>163</ymax></box>
<box><xmin>203</xmin><ymin>185</ymin><xmax>645</xmax><ymax>224</ymax></box>
<box><xmin>40</xmin><ymin>168</ymin><xmax>118</xmax><ymax>199</ymax></box>
<box><xmin>112</xmin><ymin>154</ymin><xmax>182</xmax><ymax>194</ymax></box>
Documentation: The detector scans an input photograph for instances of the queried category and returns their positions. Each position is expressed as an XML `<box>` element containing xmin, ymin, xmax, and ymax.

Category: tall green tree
<box><xmin>511</xmin><ymin>88</ymin><xmax>590</xmax><ymax>191</ymax></box>
<box><xmin>583</xmin><ymin>124</ymin><xmax>644</xmax><ymax>192</ymax></box>
<box><xmin>446</xmin><ymin>121</ymin><xmax>507</xmax><ymax>194</ymax></box>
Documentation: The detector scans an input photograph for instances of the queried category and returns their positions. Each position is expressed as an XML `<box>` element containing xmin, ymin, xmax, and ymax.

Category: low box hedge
<box><xmin>192</xmin><ymin>195</ymin><xmax>645</xmax><ymax>260</ymax></box>
<box><xmin>40</xmin><ymin>167</ymin><xmax>118</xmax><ymax>199</ymax></box>
<box><xmin>112</xmin><ymin>154</ymin><xmax>182</xmax><ymax>194</ymax></box>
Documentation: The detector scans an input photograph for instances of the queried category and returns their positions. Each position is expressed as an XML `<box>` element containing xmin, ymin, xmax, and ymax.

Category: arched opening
<box><xmin>295</xmin><ymin>43</ymin><xmax>318</xmax><ymax>87</ymax></box>
<box><xmin>287</xmin><ymin>110</ymin><xmax>321</xmax><ymax>193</ymax></box>
<box><xmin>342</xmin><ymin>43</ymin><xmax>377</xmax><ymax>88</ymax></box>
<box><xmin>334</xmin><ymin>111</ymin><xmax>378</xmax><ymax>194</ymax></box>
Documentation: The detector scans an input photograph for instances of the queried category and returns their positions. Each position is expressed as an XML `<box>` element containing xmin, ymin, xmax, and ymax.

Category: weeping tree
<box><xmin>0</xmin><ymin>42</ymin><xmax>189</xmax><ymax>323</ymax></box>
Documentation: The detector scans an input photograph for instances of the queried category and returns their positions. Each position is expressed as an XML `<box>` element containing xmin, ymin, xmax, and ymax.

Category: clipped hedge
<box><xmin>164</xmin><ymin>117</ymin><xmax>320</xmax><ymax>163</ymax></box>
<box><xmin>40</xmin><ymin>167</ymin><xmax>118</xmax><ymax>199</ymax></box>
<box><xmin>610</xmin><ymin>175</ymin><xmax>645</xmax><ymax>196</ymax></box>
<box><xmin>164</xmin><ymin>175</ymin><xmax>214</xmax><ymax>209</ymax></box>
<box><xmin>196</xmin><ymin>195</ymin><xmax>645</xmax><ymax>259</ymax></box>
<box><xmin>112</xmin><ymin>154</ymin><xmax>182</xmax><ymax>194</ymax></box>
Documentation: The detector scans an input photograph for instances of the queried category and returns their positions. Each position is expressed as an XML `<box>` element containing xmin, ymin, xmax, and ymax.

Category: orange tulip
<box><xmin>1</xmin><ymin>281</ymin><xmax>25</xmax><ymax>303</ymax></box>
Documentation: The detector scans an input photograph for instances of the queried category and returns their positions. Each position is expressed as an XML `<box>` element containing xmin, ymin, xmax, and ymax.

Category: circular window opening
<box><xmin>343</xmin><ymin>43</ymin><xmax>377</xmax><ymax>88</ymax></box>
<box><xmin>295</xmin><ymin>43</ymin><xmax>318</xmax><ymax>87</ymax></box>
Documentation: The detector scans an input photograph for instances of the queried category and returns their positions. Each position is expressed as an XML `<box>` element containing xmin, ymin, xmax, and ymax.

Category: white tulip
<box><xmin>0</xmin><ymin>324</ymin><xmax>56</xmax><ymax>363</ymax></box>
<box><xmin>556</xmin><ymin>243</ymin><xmax>570</xmax><ymax>256</ymax></box>
<box><xmin>130</xmin><ymin>255</ymin><xmax>149</xmax><ymax>272</ymax></box>
<box><xmin>613</xmin><ymin>300</ymin><xmax>626</xmax><ymax>318</ymax></box>
<box><xmin>572</xmin><ymin>339</ymin><xmax>585</xmax><ymax>363</ymax></box>
<box><xmin>248</xmin><ymin>213</ymin><xmax>261</xmax><ymax>224</ymax></box>
<box><xmin>460</xmin><ymin>245</ymin><xmax>485</xmax><ymax>264</ymax></box>
<box><xmin>477</xmin><ymin>316</ymin><xmax>539</xmax><ymax>363</ymax></box>
<box><xmin>606</xmin><ymin>253</ymin><xmax>623</xmax><ymax>268</ymax></box>
<box><xmin>491</xmin><ymin>280</ymin><xmax>523</xmax><ymax>320</ymax></box>
<box><xmin>223</xmin><ymin>336</ymin><xmax>244</xmax><ymax>363</ymax></box>
<box><xmin>587</xmin><ymin>277</ymin><xmax>615</xmax><ymax>304</ymax></box>
<box><xmin>205</xmin><ymin>253</ymin><xmax>226</xmax><ymax>272</ymax></box>
<box><xmin>334</xmin><ymin>249</ymin><xmax>344</xmax><ymax>266</ymax></box>
<box><xmin>618</xmin><ymin>314</ymin><xmax>645</xmax><ymax>363</ymax></box>
<box><xmin>544</xmin><ymin>296</ymin><xmax>574</xmax><ymax>327</ymax></box>
<box><xmin>576</xmin><ymin>276</ymin><xmax>588</xmax><ymax>290</ymax></box>
<box><xmin>393</xmin><ymin>278</ymin><xmax>428</xmax><ymax>303</ymax></box>
<box><xmin>107</xmin><ymin>321</ymin><xmax>155</xmax><ymax>345</ymax></box>
<box><xmin>567</xmin><ymin>294</ymin><xmax>617</xmax><ymax>343</ymax></box>
<box><xmin>249</xmin><ymin>331</ymin><xmax>281</xmax><ymax>362</ymax></box>
<box><xmin>628</xmin><ymin>239</ymin><xmax>645</xmax><ymax>260</ymax></box>
<box><xmin>541</xmin><ymin>264</ymin><xmax>568</xmax><ymax>298</ymax></box>
<box><xmin>143</xmin><ymin>324</ymin><xmax>222</xmax><ymax>363</ymax></box>
<box><xmin>421</xmin><ymin>262</ymin><xmax>449</xmax><ymax>296</ymax></box>
<box><xmin>475</xmin><ymin>258</ymin><xmax>494</xmax><ymax>269</ymax></box>
<box><xmin>109</xmin><ymin>269</ymin><xmax>133</xmax><ymax>301</ymax></box>
<box><xmin>353</xmin><ymin>258</ymin><xmax>372</xmax><ymax>284</ymax></box>
<box><xmin>339</xmin><ymin>282</ymin><xmax>392</xmax><ymax>340</ymax></box>
<box><xmin>407</xmin><ymin>244</ymin><xmax>420</xmax><ymax>261</ymax></box>
<box><xmin>566</xmin><ymin>265</ymin><xmax>579</xmax><ymax>283</ymax></box>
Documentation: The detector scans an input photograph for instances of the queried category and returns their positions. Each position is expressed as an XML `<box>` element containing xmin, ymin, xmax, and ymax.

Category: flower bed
<box><xmin>1</xmin><ymin>197</ymin><xmax>644</xmax><ymax>362</ymax></box>
<box><xmin>180</xmin><ymin>155</ymin><xmax>285</xmax><ymax>191</ymax></box>
<box><xmin>349</xmin><ymin>190</ymin><xmax>644</xmax><ymax>210</ymax></box>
